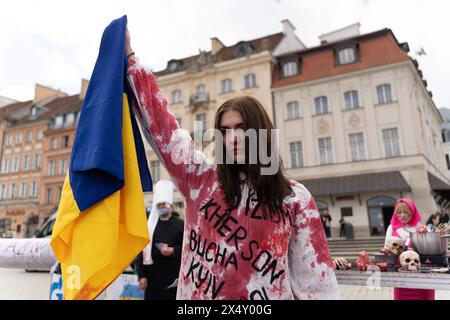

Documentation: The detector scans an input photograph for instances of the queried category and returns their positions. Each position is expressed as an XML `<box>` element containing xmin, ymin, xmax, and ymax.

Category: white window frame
<box><xmin>59</xmin><ymin>159</ymin><xmax>67</xmax><ymax>175</ymax></box>
<box><xmin>1</xmin><ymin>159</ymin><xmax>9</xmax><ymax>174</ymax></box>
<box><xmin>348</xmin><ymin>132</ymin><xmax>366</xmax><ymax>161</ymax></box>
<box><xmin>314</xmin><ymin>96</ymin><xmax>329</xmax><ymax>115</ymax></box>
<box><xmin>48</xmin><ymin>160</ymin><xmax>55</xmax><ymax>176</ymax></box>
<box><xmin>338</xmin><ymin>48</ymin><xmax>356</xmax><ymax>65</ymax></box>
<box><xmin>282</xmin><ymin>61</ymin><xmax>299</xmax><ymax>77</ymax></box>
<box><xmin>376</xmin><ymin>83</ymin><xmax>393</xmax><ymax>104</ymax></box>
<box><xmin>289</xmin><ymin>141</ymin><xmax>304</xmax><ymax>168</ymax></box>
<box><xmin>171</xmin><ymin>90</ymin><xmax>182</xmax><ymax>104</ymax></box>
<box><xmin>11</xmin><ymin>183</ymin><xmax>16</xmax><ymax>199</ymax></box>
<box><xmin>23</xmin><ymin>155</ymin><xmax>30</xmax><ymax>171</ymax></box>
<box><xmin>344</xmin><ymin>90</ymin><xmax>360</xmax><ymax>110</ymax></box>
<box><xmin>382</xmin><ymin>127</ymin><xmax>401</xmax><ymax>158</ymax></box>
<box><xmin>36</xmin><ymin>130</ymin><xmax>44</xmax><ymax>141</ymax></box>
<box><xmin>286</xmin><ymin>101</ymin><xmax>301</xmax><ymax>120</ymax></box>
<box><xmin>54</xmin><ymin>115</ymin><xmax>64</xmax><ymax>128</ymax></box>
<box><xmin>221</xmin><ymin>79</ymin><xmax>233</xmax><ymax>93</ymax></box>
<box><xmin>12</xmin><ymin>156</ymin><xmax>19</xmax><ymax>172</ymax></box>
<box><xmin>51</xmin><ymin>137</ymin><xmax>58</xmax><ymax>150</ymax></box>
<box><xmin>34</xmin><ymin>154</ymin><xmax>41</xmax><ymax>169</ymax></box>
<box><xmin>31</xmin><ymin>181</ymin><xmax>38</xmax><ymax>198</ymax></box>
<box><xmin>244</xmin><ymin>73</ymin><xmax>256</xmax><ymax>89</ymax></box>
<box><xmin>318</xmin><ymin>137</ymin><xmax>334</xmax><ymax>165</ymax></box>
<box><xmin>46</xmin><ymin>188</ymin><xmax>53</xmax><ymax>204</ymax></box>
<box><xmin>20</xmin><ymin>182</ymin><xmax>27</xmax><ymax>198</ymax></box>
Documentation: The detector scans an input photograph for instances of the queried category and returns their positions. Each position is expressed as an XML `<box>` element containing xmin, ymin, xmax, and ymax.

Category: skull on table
<box><xmin>399</xmin><ymin>250</ymin><xmax>421</xmax><ymax>271</ymax></box>
<box><xmin>386</xmin><ymin>236</ymin><xmax>405</xmax><ymax>255</ymax></box>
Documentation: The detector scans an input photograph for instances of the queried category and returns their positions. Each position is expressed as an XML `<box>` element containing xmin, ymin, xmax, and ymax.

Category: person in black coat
<box><xmin>135</xmin><ymin>202</ymin><xmax>184</xmax><ymax>300</ymax></box>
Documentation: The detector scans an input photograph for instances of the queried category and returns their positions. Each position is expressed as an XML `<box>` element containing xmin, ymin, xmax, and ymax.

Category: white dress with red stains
<box><xmin>127</xmin><ymin>57</ymin><xmax>340</xmax><ymax>300</ymax></box>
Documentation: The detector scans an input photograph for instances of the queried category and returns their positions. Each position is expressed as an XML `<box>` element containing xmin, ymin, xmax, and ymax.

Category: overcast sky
<box><xmin>1</xmin><ymin>0</ymin><xmax>449</xmax><ymax>107</ymax></box>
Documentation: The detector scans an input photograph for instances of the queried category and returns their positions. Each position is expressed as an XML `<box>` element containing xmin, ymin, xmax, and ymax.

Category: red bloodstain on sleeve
<box><xmin>127</xmin><ymin>57</ymin><xmax>214</xmax><ymax>207</ymax></box>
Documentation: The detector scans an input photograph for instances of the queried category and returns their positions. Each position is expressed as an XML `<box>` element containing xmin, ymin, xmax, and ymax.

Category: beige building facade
<box><xmin>272</xmin><ymin>25</ymin><xmax>449</xmax><ymax>237</ymax></box>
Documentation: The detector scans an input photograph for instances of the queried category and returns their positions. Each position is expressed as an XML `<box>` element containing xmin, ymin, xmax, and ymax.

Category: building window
<box><xmin>6</xmin><ymin>135</ymin><xmax>13</xmax><ymax>146</ymax></box>
<box><xmin>65</xmin><ymin>113</ymin><xmax>75</xmax><ymax>126</ymax></box>
<box><xmin>194</xmin><ymin>113</ymin><xmax>207</xmax><ymax>139</ymax></box>
<box><xmin>446</xmin><ymin>154</ymin><xmax>450</xmax><ymax>170</ymax></box>
<box><xmin>59</xmin><ymin>159</ymin><xmax>67</xmax><ymax>175</ymax></box>
<box><xmin>318</xmin><ymin>137</ymin><xmax>333</xmax><ymax>165</ymax></box>
<box><xmin>31</xmin><ymin>181</ymin><xmax>38</xmax><ymax>198</ymax></box>
<box><xmin>171</xmin><ymin>90</ymin><xmax>182</xmax><ymax>104</ymax></box>
<box><xmin>314</xmin><ymin>96</ymin><xmax>329</xmax><ymax>115</ymax></box>
<box><xmin>282</xmin><ymin>60</ymin><xmax>299</xmax><ymax>77</ymax></box>
<box><xmin>20</xmin><ymin>183</ymin><xmax>27</xmax><ymax>198</ymax></box>
<box><xmin>23</xmin><ymin>155</ymin><xmax>30</xmax><ymax>171</ymax></box>
<box><xmin>221</xmin><ymin>79</ymin><xmax>233</xmax><ymax>93</ymax></box>
<box><xmin>195</xmin><ymin>84</ymin><xmax>207</xmax><ymax>101</ymax></box>
<box><xmin>11</xmin><ymin>183</ymin><xmax>16</xmax><ymax>199</ymax></box>
<box><xmin>376</xmin><ymin>84</ymin><xmax>393</xmax><ymax>104</ymax></box>
<box><xmin>349</xmin><ymin>132</ymin><xmax>366</xmax><ymax>161</ymax></box>
<box><xmin>54</xmin><ymin>115</ymin><xmax>64</xmax><ymax>128</ymax></box>
<box><xmin>46</xmin><ymin>188</ymin><xmax>53</xmax><ymax>205</ymax></box>
<box><xmin>341</xmin><ymin>207</ymin><xmax>353</xmax><ymax>217</ymax></box>
<box><xmin>382</xmin><ymin>128</ymin><xmax>401</xmax><ymax>158</ymax></box>
<box><xmin>34</xmin><ymin>154</ymin><xmax>41</xmax><ymax>169</ymax></box>
<box><xmin>286</xmin><ymin>101</ymin><xmax>301</xmax><ymax>119</ymax></box>
<box><xmin>289</xmin><ymin>141</ymin><xmax>304</xmax><ymax>168</ymax></box>
<box><xmin>51</xmin><ymin>137</ymin><xmax>58</xmax><ymax>150</ymax></box>
<box><xmin>12</xmin><ymin>156</ymin><xmax>19</xmax><ymax>172</ymax></box>
<box><xmin>48</xmin><ymin>160</ymin><xmax>55</xmax><ymax>176</ymax></box>
<box><xmin>26</xmin><ymin>131</ymin><xmax>33</xmax><ymax>142</ymax></box>
<box><xmin>0</xmin><ymin>184</ymin><xmax>6</xmax><ymax>200</ymax></box>
<box><xmin>30</xmin><ymin>106</ymin><xmax>37</xmax><ymax>116</ymax></box>
<box><xmin>344</xmin><ymin>90</ymin><xmax>360</xmax><ymax>109</ymax></box>
<box><xmin>244</xmin><ymin>73</ymin><xmax>257</xmax><ymax>89</ymax></box>
<box><xmin>62</xmin><ymin>136</ymin><xmax>69</xmax><ymax>148</ymax></box>
<box><xmin>337</xmin><ymin>47</ymin><xmax>356</xmax><ymax>65</ymax></box>
<box><xmin>36</xmin><ymin>130</ymin><xmax>44</xmax><ymax>141</ymax></box>
<box><xmin>150</xmin><ymin>160</ymin><xmax>160</xmax><ymax>181</ymax></box>
<box><xmin>1</xmin><ymin>159</ymin><xmax>9</xmax><ymax>174</ymax></box>
<box><xmin>16</xmin><ymin>133</ymin><xmax>23</xmax><ymax>145</ymax></box>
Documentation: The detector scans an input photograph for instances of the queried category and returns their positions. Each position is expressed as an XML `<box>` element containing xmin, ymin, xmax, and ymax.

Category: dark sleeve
<box><xmin>134</xmin><ymin>251</ymin><xmax>146</xmax><ymax>280</ymax></box>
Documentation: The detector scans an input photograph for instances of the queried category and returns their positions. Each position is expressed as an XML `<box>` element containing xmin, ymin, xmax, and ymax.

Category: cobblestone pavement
<box><xmin>1</xmin><ymin>267</ymin><xmax>449</xmax><ymax>300</ymax></box>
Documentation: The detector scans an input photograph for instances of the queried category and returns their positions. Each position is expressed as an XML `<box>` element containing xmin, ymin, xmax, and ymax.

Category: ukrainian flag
<box><xmin>50</xmin><ymin>15</ymin><xmax>152</xmax><ymax>300</ymax></box>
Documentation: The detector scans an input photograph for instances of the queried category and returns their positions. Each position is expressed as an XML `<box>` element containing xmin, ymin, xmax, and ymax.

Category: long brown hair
<box><xmin>214</xmin><ymin>96</ymin><xmax>293</xmax><ymax>213</ymax></box>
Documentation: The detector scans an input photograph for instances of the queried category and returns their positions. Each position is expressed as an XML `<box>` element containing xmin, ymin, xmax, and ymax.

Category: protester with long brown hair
<box><xmin>125</xmin><ymin>26</ymin><xmax>339</xmax><ymax>300</ymax></box>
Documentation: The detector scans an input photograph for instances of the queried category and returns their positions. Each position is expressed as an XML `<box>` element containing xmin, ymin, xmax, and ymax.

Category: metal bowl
<box><xmin>410</xmin><ymin>232</ymin><xmax>450</xmax><ymax>256</ymax></box>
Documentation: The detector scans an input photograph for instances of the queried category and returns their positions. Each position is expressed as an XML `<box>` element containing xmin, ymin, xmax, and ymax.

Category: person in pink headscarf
<box><xmin>384</xmin><ymin>198</ymin><xmax>435</xmax><ymax>300</ymax></box>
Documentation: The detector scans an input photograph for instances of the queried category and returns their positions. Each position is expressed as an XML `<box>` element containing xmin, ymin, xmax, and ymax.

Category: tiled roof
<box><xmin>155</xmin><ymin>32</ymin><xmax>284</xmax><ymax>76</ymax></box>
<box><xmin>272</xmin><ymin>29</ymin><xmax>411</xmax><ymax>88</ymax></box>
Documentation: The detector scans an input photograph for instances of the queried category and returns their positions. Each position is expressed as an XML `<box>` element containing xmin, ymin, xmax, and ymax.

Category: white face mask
<box><xmin>156</xmin><ymin>207</ymin><xmax>170</xmax><ymax>216</ymax></box>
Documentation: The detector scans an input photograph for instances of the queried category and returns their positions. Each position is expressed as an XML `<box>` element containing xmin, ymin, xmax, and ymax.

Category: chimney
<box><xmin>80</xmin><ymin>79</ymin><xmax>89</xmax><ymax>100</ymax></box>
<box><xmin>211</xmin><ymin>37</ymin><xmax>225</xmax><ymax>55</ymax></box>
<box><xmin>281</xmin><ymin>19</ymin><xmax>296</xmax><ymax>35</ymax></box>
<box><xmin>33</xmin><ymin>84</ymin><xmax>67</xmax><ymax>103</ymax></box>
<box><xmin>319</xmin><ymin>23</ymin><xmax>361</xmax><ymax>44</ymax></box>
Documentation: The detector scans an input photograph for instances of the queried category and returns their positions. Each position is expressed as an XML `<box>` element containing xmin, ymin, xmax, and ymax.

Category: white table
<box><xmin>335</xmin><ymin>270</ymin><xmax>450</xmax><ymax>290</ymax></box>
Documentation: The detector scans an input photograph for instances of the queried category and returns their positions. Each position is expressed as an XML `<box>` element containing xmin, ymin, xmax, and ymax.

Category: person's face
<box><xmin>219</xmin><ymin>109</ymin><xmax>246</xmax><ymax>163</ymax></box>
<box><xmin>432</xmin><ymin>215</ymin><xmax>441</xmax><ymax>225</ymax></box>
<box><xmin>396</xmin><ymin>202</ymin><xmax>412</xmax><ymax>225</ymax></box>
<box><xmin>156</xmin><ymin>202</ymin><xmax>173</xmax><ymax>216</ymax></box>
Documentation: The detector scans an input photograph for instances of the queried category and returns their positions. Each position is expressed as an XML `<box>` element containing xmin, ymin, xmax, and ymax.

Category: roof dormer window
<box><xmin>233</xmin><ymin>42</ymin><xmax>254</xmax><ymax>58</ymax></box>
<box><xmin>335</xmin><ymin>43</ymin><xmax>359</xmax><ymax>66</ymax></box>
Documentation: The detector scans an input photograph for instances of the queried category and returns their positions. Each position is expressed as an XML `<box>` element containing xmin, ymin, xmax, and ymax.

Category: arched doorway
<box><xmin>367</xmin><ymin>196</ymin><xmax>396</xmax><ymax>236</ymax></box>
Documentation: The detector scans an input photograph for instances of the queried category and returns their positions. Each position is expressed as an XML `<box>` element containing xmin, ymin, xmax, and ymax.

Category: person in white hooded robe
<box><xmin>135</xmin><ymin>180</ymin><xmax>184</xmax><ymax>300</ymax></box>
